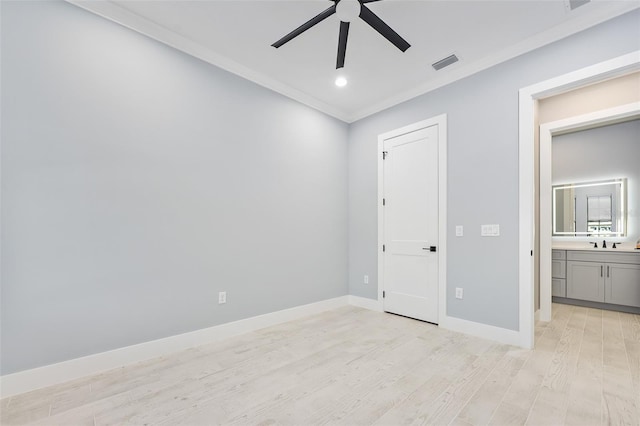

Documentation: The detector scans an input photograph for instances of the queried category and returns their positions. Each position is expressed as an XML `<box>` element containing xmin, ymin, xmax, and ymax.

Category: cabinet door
<box><xmin>567</xmin><ymin>261</ymin><xmax>604</xmax><ymax>302</ymax></box>
<box><xmin>552</xmin><ymin>250</ymin><xmax>566</xmax><ymax>260</ymax></box>
<box><xmin>552</xmin><ymin>279</ymin><xmax>566</xmax><ymax>297</ymax></box>
<box><xmin>605</xmin><ymin>263</ymin><xmax>640</xmax><ymax>307</ymax></box>
<box><xmin>552</xmin><ymin>259</ymin><xmax>566</xmax><ymax>279</ymax></box>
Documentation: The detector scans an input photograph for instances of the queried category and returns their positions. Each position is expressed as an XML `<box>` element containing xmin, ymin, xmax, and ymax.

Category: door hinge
<box><xmin>383</xmin><ymin>291</ymin><xmax>386</xmax><ymax>298</ymax></box>
<box><xmin>383</xmin><ymin>198</ymin><xmax>386</xmax><ymax>206</ymax></box>
<box><xmin>531</xmin><ymin>250</ymin><xmax>533</xmax><ymax>256</ymax></box>
<box><xmin>382</xmin><ymin>151</ymin><xmax>388</xmax><ymax>160</ymax></box>
<box><xmin>383</xmin><ymin>244</ymin><xmax>386</xmax><ymax>252</ymax></box>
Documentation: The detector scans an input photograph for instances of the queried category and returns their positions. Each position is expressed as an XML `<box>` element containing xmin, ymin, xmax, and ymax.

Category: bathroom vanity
<box><xmin>552</xmin><ymin>246</ymin><xmax>640</xmax><ymax>313</ymax></box>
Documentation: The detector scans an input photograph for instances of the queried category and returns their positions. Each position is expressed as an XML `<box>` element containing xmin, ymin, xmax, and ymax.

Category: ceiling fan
<box><xmin>271</xmin><ymin>0</ymin><xmax>411</xmax><ymax>69</ymax></box>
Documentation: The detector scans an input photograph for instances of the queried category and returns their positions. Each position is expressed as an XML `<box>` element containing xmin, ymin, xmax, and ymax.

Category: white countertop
<box><xmin>552</xmin><ymin>244</ymin><xmax>640</xmax><ymax>253</ymax></box>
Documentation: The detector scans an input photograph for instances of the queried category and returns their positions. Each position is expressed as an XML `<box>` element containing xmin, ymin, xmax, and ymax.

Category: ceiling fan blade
<box><xmin>360</xmin><ymin>0</ymin><xmax>382</xmax><ymax>3</ymax></box>
<box><xmin>336</xmin><ymin>21</ymin><xmax>350</xmax><ymax>69</ymax></box>
<box><xmin>359</xmin><ymin>4</ymin><xmax>410</xmax><ymax>52</ymax></box>
<box><xmin>271</xmin><ymin>4</ymin><xmax>337</xmax><ymax>48</ymax></box>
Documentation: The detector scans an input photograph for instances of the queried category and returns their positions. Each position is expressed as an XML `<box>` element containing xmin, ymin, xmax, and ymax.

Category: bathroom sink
<box><xmin>552</xmin><ymin>244</ymin><xmax>639</xmax><ymax>253</ymax></box>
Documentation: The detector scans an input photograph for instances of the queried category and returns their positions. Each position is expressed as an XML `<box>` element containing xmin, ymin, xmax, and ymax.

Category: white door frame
<box><xmin>519</xmin><ymin>50</ymin><xmax>640</xmax><ymax>348</ymax></box>
<box><xmin>377</xmin><ymin>115</ymin><xmax>447</xmax><ymax>323</ymax></box>
<box><xmin>539</xmin><ymin>101</ymin><xmax>640</xmax><ymax>321</ymax></box>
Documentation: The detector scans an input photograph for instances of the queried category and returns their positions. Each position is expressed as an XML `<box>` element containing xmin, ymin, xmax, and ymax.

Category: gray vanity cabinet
<box><xmin>566</xmin><ymin>251</ymin><xmax>640</xmax><ymax>308</ymax></box>
<box><xmin>606</xmin><ymin>263</ymin><xmax>640</xmax><ymax>306</ymax></box>
<box><xmin>566</xmin><ymin>261</ymin><xmax>604</xmax><ymax>302</ymax></box>
<box><xmin>551</xmin><ymin>250</ymin><xmax>566</xmax><ymax>297</ymax></box>
<box><xmin>552</xmin><ymin>279</ymin><xmax>567</xmax><ymax>298</ymax></box>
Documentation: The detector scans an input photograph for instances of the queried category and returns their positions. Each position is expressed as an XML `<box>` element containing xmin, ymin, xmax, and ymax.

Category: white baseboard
<box><xmin>348</xmin><ymin>296</ymin><xmax>525</xmax><ymax>347</ymax></box>
<box><xmin>1</xmin><ymin>294</ymin><xmax>530</xmax><ymax>398</ymax></box>
<box><xmin>0</xmin><ymin>295</ymin><xmax>349</xmax><ymax>398</ymax></box>
<box><xmin>348</xmin><ymin>295</ymin><xmax>383</xmax><ymax>312</ymax></box>
<box><xmin>439</xmin><ymin>315</ymin><xmax>523</xmax><ymax>347</ymax></box>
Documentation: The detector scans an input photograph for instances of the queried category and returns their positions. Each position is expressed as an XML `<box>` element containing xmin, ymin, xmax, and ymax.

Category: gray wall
<box><xmin>2</xmin><ymin>1</ymin><xmax>639</xmax><ymax>376</ymax></box>
<box><xmin>552</xmin><ymin>119</ymin><xmax>640</xmax><ymax>239</ymax></box>
<box><xmin>348</xmin><ymin>10</ymin><xmax>640</xmax><ymax>330</ymax></box>
<box><xmin>1</xmin><ymin>1</ymin><xmax>348</xmax><ymax>375</ymax></box>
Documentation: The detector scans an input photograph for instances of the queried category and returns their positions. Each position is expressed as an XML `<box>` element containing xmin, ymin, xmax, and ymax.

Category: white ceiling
<box><xmin>70</xmin><ymin>0</ymin><xmax>639</xmax><ymax>122</ymax></box>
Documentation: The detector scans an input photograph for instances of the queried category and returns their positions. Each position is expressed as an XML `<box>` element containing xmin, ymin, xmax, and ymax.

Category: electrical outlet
<box><xmin>455</xmin><ymin>225</ymin><xmax>463</xmax><ymax>237</ymax></box>
<box><xmin>455</xmin><ymin>287</ymin><xmax>463</xmax><ymax>299</ymax></box>
<box><xmin>218</xmin><ymin>291</ymin><xmax>227</xmax><ymax>304</ymax></box>
<box><xmin>364</xmin><ymin>275</ymin><xmax>369</xmax><ymax>284</ymax></box>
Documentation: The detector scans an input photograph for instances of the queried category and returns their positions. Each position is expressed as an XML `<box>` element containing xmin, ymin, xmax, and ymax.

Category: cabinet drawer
<box><xmin>605</xmin><ymin>263</ymin><xmax>640</xmax><ymax>307</ymax></box>
<box><xmin>567</xmin><ymin>251</ymin><xmax>640</xmax><ymax>265</ymax></box>
<box><xmin>567</xmin><ymin>261</ymin><xmax>604</xmax><ymax>302</ymax></box>
<box><xmin>552</xmin><ymin>279</ymin><xmax>566</xmax><ymax>297</ymax></box>
<box><xmin>552</xmin><ymin>250</ymin><xmax>566</xmax><ymax>260</ymax></box>
<box><xmin>552</xmin><ymin>259</ymin><xmax>566</xmax><ymax>279</ymax></box>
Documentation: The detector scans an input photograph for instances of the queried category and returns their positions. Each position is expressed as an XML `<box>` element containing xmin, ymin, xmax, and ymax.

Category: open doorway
<box><xmin>518</xmin><ymin>51</ymin><xmax>640</xmax><ymax>348</ymax></box>
<box><xmin>539</xmin><ymin>105</ymin><xmax>640</xmax><ymax>321</ymax></box>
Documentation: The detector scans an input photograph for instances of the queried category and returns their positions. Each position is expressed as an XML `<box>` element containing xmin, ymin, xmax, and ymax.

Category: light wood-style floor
<box><xmin>1</xmin><ymin>303</ymin><xmax>639</xmax><ymax>425</ymax></box>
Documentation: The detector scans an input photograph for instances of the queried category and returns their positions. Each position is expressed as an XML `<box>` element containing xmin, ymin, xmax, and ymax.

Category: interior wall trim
<box><xmin>1</xmin><ymin>291</ymin><xmax>534</xmax><ymax>398</ymax></box>
<box><xmin>538</xmin><ymin>101</ymin><xmax>640</xmax><ymax>322</ymax></box>
<box><xmin>65</xmin><ymin>0</ymin><xmax>639</xmax><ymax>123</ymax></box>
<box><xmin>0</xmin><ymin>296</ymin><xmax>350</xmax><ymax>398</ymax></box>
<box><xmin>351</xmin><ymin>297</ymin><xmax>522</xmax><ymax>346</ymax></box>
<box><xmin>439</xmin><ymin>315</ymin><xmax>521</xmax><ymax>347</ymax></box>
<box><xmin>518</xmin><ymin>50</ymin><xmax>640</xmax><ymax>348</ymax></box>
<box><xmin>64</xmin><ymin>0</ymin><xmax>348</xmax><ymax>122</ymax></box>
<box><xmin>348</xmin><ymin>295</ymin><xmax>384</xmax><ymax>312</ymax></box>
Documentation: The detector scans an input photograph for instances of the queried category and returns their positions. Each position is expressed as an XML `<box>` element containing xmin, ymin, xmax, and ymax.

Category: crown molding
<box><xmin>347</xmin><ymin>2</ymin><xmax>640</xmax><ymax>122</ymax></box>
<box><xmin>66</xmin><ymin>0</ymin><xmax>352</xmax><ymax>122</ymax></box>
<box><xmin>67</xmin><ymin>1</ymin><xmax>639</xmax><ymax>124</ymax></box>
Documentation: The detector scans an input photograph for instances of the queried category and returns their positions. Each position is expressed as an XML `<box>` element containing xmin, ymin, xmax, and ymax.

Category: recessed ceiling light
<box><xmin>335</xmin><ymin>76</ymin><xmax>348</xmax><ymax>87</ymax></box>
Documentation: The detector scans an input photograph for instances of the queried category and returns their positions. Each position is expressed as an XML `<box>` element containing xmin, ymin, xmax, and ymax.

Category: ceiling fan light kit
<box><xmin>336</xmin><ymin>0</ymin><xmax>361</xmax><ymax>22</ymax></box>
<box><xmin>271</xmin><ymin>0</ymin><xmax>411</xmax><ymax>70</ymax></box>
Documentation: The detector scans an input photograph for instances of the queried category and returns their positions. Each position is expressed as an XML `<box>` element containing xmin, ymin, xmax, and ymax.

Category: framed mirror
<box><xmin>552</xmin><ymin>178</ymin><xmax>627</xmax><ymax>237</ymax></box>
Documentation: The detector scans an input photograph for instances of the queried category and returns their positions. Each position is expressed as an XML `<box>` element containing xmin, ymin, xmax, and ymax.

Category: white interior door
<box><xmin>382</xmin><ymin>125</ymin><xmax>439</xmax><ymax>323</ymax></box>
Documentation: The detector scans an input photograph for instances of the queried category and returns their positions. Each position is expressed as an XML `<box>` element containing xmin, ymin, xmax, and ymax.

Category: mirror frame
<box><xmin>552</xmin><ymin>178</ymin><xmax>627</xmax><ymax>237</ymax></box>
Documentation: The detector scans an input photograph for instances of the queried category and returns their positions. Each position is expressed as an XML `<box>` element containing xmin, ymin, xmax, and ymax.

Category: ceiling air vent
<box><xmin>432</xmin><ymin>54</ymin><xmax>459</xmax><ymax>71</ymax></box>
<box><xmin>565</xmin><ymin>0</ymin><xmax>590</xmax><ymax>11</ymax></box>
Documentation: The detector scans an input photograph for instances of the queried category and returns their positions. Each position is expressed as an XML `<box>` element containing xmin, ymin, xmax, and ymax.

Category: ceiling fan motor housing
<box><xmin>336</xmin><ymin>0</ymin><xmax>362</xmax><ymax>22</ymax></box>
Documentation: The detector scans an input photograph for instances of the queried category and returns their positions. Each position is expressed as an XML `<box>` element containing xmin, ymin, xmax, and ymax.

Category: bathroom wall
<box><xmin>552</xmin><ymin>119</ymin><xmax>640</xmax><ymax>242</ymax></box>
<box><xmin>538</xmin><ymin>71</ymin><xmax>640</xmax><ymax>123</ymax></box>
<box><xmin>533</xmin><ymin>71</ymin><xmax>640</xmax><ymax>309</ymax></box>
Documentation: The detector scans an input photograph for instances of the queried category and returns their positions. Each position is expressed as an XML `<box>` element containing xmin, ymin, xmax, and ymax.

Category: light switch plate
<box><xmin>455</xmin><ymin>226</ymin><xmax>463</xmax><ymax>237</ymax></box>
<box><xmin>481</xmin><ymin>224</ymin><xmax>500</xmax><ymax>236</ymax></box>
